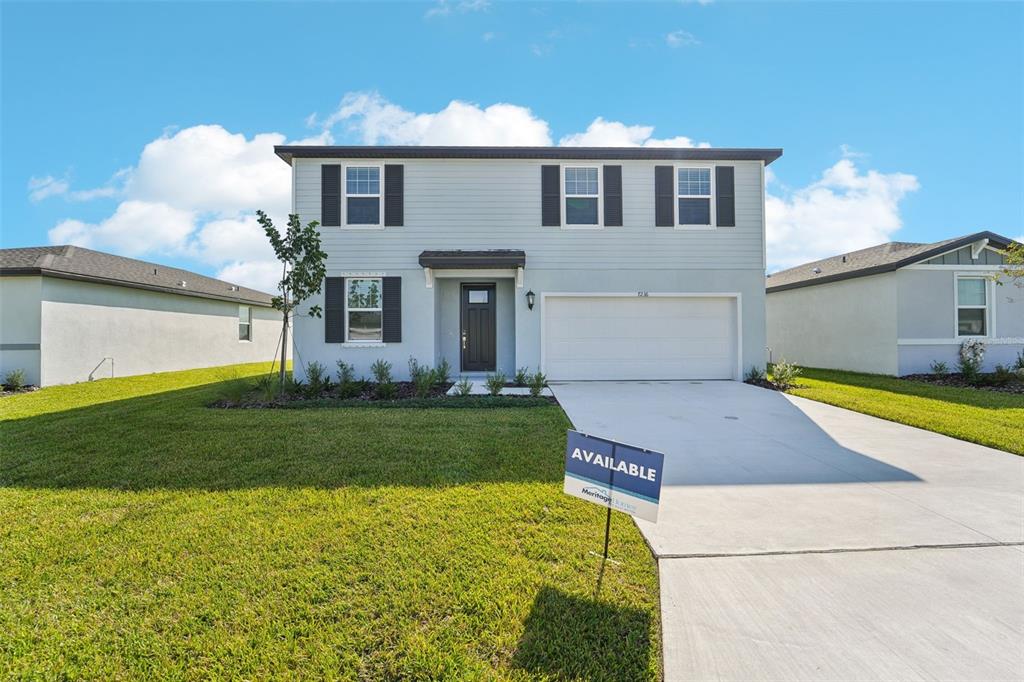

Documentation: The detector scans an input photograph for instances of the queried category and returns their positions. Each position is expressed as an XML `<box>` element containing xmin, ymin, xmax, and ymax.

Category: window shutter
<box><xmin>321</xmin><ymin>165</ymin><xmax>341</xmax><ymax>227</ymax></box>
<box><xmin>382</xmin><ymin>276</ymin><xmax>402</xmax><ymax>343</ymax></box>
<box><xmin>384</xmin><ymin>164</ymin><xmax>404</xmax><ymax>226</ymax></box>
<box><xmin>715</xmin><ymin>166</ymin><xmax>735</xmax><ymax>227</ymax></box>
<box><xmin>603</xmin><ymin>165</ymin><xmax>623</xmax><ymax>226</ymax></box>
<box><xmin>541</xmin><ymin>165</ymin><xmax>561</xmax><ymax>226</ymax></box>
<box><xmin>655</xmin><ymin>166</ymin><xmax>674</xmax><ymax>227</ymax></box>
<box><xmin>325</xmin><ymin>277</ymin><xmax>345</xmax><ymax>343</ymax></box>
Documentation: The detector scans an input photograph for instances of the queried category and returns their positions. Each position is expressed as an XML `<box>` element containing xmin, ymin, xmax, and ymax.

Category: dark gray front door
<box><xmin>461</xmin><ymin>284</ymin><xmax>496</xmax><ymax>372</ymax></box>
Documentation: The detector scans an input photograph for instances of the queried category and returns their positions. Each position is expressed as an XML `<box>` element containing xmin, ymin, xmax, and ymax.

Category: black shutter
<box><xmin>321</xmin><ymin>165</ymin><xmax>341</xmax><ymax>227</ymax></box>
<box><xmin>715</xmin><ymin>166</ymin><xmax>735</xmax><ymax>227</ymax></box>
<box><xmin>325</xmin><ymin>277</ymin><xmax>345</xmax><ymax>343</ymax></box>
<box><xmin>384</xmin><ymin>164</ymin><xmax>404</xmax><ymax>226</ymax></box>
<box><xmin>603</xmin><ymin>165</ymin><xmax>623</xmax><ymax>226</ymax></box>
<box><xmin>655</xmin><ymin>166</ymin><xmax>674</xmax><ymax>227</ymax></box>
<box><xmin>541</xmin><ymin>165</ymin><xmax>561</xmax><ymax>226</ymax></box>
<box><xmin>382</xmin><ymin>276</ymin><xmax>402</xmax><ymax>343</ymax></box>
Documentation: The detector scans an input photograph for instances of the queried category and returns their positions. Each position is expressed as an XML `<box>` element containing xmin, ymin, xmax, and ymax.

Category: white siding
<box><xmin>767</xmin><ymin>274</ymin><xmax>899</xmax><ymax>375</ymax></box>
<box><xmin>294</xmin><ymin>158</ymin><xmax>766</xmax><ymax>271</ymax></box>
<box><xmin>0</xmin><ymin>276</ymin><xmax>43</xmax><ymax>386</ymax></box>
<box><xmin>37</xmin><ymin>278</ymin><xmax>282</xmax><ymax>386</ymax></box>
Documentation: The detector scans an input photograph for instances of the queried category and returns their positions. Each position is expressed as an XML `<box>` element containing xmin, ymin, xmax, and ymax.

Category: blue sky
<box><xmin>2</xmin><ymin>1</ymin><xmax>1021</xmax><ymax>290</ymax></box>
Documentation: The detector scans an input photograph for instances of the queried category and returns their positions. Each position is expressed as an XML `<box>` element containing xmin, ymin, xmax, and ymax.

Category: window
<box><xmin>346</xmin><ymin>277</ymin><xmax>383</xmax><ymax>342</ymax></box>
<box><xmin>346</xmin><ymin>166</ymin><xmax>381</xmax><ymax>225</ymax></box>
<box><xmin>238</xmin><ymin>305</ymin><xmax>251</xmax><ymax>341</ymax></box>
<box><xmin>677</xmin><ymin>167</ymin><xmax>712</xmax><ymax>226</ymax></box>
<box><xmin>956</xmin><ymin>277</ymin><xmax>987</xmax><ymax>336</ymax></box>
<box><xmin>564</xmin><ymin>166</ymin><xmax>599</xmax><ymax>225</ymax></box>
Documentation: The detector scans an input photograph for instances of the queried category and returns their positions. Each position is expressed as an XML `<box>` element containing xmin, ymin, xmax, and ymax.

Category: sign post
<box><xmin>563</xmin><ymin>430</ymin><xmax>665</xmax><ymax>562</ymax></box>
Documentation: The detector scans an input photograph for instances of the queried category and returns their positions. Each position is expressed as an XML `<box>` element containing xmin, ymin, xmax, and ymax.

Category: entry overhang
<box><xmin>419</xmin><ymin>250</ymin><xmax>526</xmax><ymax>288</ymax></box>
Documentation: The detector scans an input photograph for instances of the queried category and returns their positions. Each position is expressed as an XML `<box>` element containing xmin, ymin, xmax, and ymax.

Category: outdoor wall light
<box><xmin>526</xmin><ymin>290</ymin><xmax>536</xmax><ymax>310</ymax></box>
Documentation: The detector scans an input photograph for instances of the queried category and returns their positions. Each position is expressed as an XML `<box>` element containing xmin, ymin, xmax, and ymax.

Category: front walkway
<box><xmin>551</xmin><ymin>381</ymin><xmax>1024</xmax><ymax>681</ymax></box>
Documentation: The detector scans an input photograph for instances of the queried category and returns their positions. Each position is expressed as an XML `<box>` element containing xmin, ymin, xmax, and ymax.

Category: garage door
<box><xmin>543</xmin><ymin>295</ymin><xmax>738</xmax><ymax>380</ymax></box>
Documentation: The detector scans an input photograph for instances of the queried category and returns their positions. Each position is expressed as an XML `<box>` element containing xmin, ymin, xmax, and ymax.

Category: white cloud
<box><xmin>425</xmin><ymin>0</ymin><xmax>489</xmax><ymax>19</ymax></box>
<box><xmin>49</xmin><ymin>200</ymin><xmax>196</xmax><ymax>257</ymax></box>
<box><xmin>766</xmin><ymin>158</ymin><xmax>920</xmax><ymax>271</ymax></box>
<box><xmin>666</xmin><ymin>30</ymin><xmax>699</xmax><ymax>48</ymax></box>
<box><xmin>215</xmin><ymin>260</ymin><xmax>284</xmax><ymax>294</ymax></box>
<box><xmin>558</xmin><ymin>117</ymin><xmax>709</xmax><ymax>148</ymax></box>
<box><xmin>28</xmin><ymin>176</ymin><xmax>70</xmax><ymax>202</ymax></box>
<box><xmin>319</xmin><ymin>91</ymin><xmax>552</xmax><ymax>146</ymax></box>
<box><xmin>481</xmin><ymin>31</ymin><xmax>496</xmax><ymax>42</ymax></box>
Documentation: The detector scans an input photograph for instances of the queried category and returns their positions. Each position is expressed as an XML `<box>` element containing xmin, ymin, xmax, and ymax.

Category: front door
<box><xmin>461</xmin><ymin>284</ymin><xmax>497</xmax><ymax>372</ymax></box>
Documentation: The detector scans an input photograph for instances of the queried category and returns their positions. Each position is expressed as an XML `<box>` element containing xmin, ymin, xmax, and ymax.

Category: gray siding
<box><xmin>923</xmin><ymin>246</ymin><xmax>1007</xmax><ymax>266</ymax></box>
<box><xmin>294</xmin><ymin>158</ymin><xmax>765</xmax><ymax>271</ymax></box>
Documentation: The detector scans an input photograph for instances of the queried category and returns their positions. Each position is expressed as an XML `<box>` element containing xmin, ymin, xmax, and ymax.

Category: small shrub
<box><xmin>336</xmin><ymin>360</ymin><xmax>355</xmax><ymax>384</ymax></box>
<box><xmin>1013</xmin><ymin>350</ymin><xmax>1024</xmax><ymax>372</ymax></box>
<box><xmin>528</xmin><ymin>369</ymin><xmax>547</xmax><ymax>397</ymax></box>
<box><xmin>413</xmin><ymin>369</ymin><xmax>436</xmax><ymax>398</ymax></box>
<box><xmin>929</xmin><ymin>360</ymin><xmax>949</xmax><ymax>376</ymax></box>
<box><xmin>958</xmin><ymin>339</ymin><xmax>986</xmax><ymax>383</ymax></box>
<box><xmin>3</xmin><ymin>369</ymin><xmax>26</xmax><ymax>391</ymax></box>
<box><xmin>434</xmin><ymin>358</ymin><xmax>452</xmax><ymax>385</ymax></box>
<box><xmin>769</xmin><ymin>360</ymin><xmax>801</xmax><ymax>390</ymax></box>
<box><xmin>744</xmin><ymin>365</ymin><xmax>766</xmax><ymax>382</ymax></box>
<box><xmin>981</xmin><ymin>364</ymin><xmax>1015</xmax><ymax>387</ymax></box>
<box><xmin>485</xmin><ymin>372</ymin><xmax>507</xmax><ymax>396</ymax></box>
<box><xmin>255</xmin><ymin>374</ymin><xmax>278</xmax><ymax>402</ymax></box>
<box><xmin>215</xmin><ymin>368</ymin><xmax>251</xmax><ymax>404</ymax></box>
<box><xmin>375</xmin><ymin>381</ymin><xmax>398</xmax><ymax>400</ymax></box>
<box><xmin>514</xmin><ymin>367</ymin><xmax>530</xmax><ymax>387</ymax></box>
<box><xmin>304</xmin><ymin>361</ymin><xmax>331</xmax><ymax>396</ymax></box>
<box><xmin>371</xmin><ymin>359</ymin><xmax>393</xmax><ymax>384</ymax></box>
<box><xmin>283</xmin><ymin>374</ymin><xmax>303</xmax><ymax>397</ymax></box>
<box><xmin>454</xmin><ymin>378</ymin><xmax>474</xmax><ymax>396</ymax></box>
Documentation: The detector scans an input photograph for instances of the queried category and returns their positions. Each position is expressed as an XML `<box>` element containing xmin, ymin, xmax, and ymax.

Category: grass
<box><xmin>783</xmin><ymin>367</ymin><xmax>1024</xmax><ymax>456</ymax></box>
<box><xmin>0</xmin><ymin>364</ymin><xmax>661</xmax><ymax>680</ymax></box>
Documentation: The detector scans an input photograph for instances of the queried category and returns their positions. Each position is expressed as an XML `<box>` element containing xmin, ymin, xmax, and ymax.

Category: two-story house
<box><xmin>274</xmin><ymin>145</ymin><xmax>782</xmax><ymax>381</ymax></box>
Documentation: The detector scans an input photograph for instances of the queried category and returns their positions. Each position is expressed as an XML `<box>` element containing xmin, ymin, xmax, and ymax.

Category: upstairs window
<box><xmin>956</xmin><ymin>277</ymin><xmax>988</xmax><ymax>336</ymax></box>
<box><xmin>677</xmin><ymin>167</ymin><xmax>712</xmax><ymax>226</ymax></box>
<box><xmin>346</xmin><ymin>277</ymin><xmax>383</xmax><ymax>342</ymax></box>
<box><xmin>238</xmin><ymin>305</ymin><xmax>252</xmax><ymax>341</ymax></box>
<box><xmin>564</xmin><ymin>167</ymin><xmax>599</xmax><ymax>225</ymax></box>
<box><xmin>346</xmin><ymin>166</ymin><xmax>381</xmax><ymax>225</ymax></box>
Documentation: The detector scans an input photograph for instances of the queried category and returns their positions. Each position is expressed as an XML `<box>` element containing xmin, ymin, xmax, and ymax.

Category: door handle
<box><xmin>461</xmin><ymin>331</ymin><xmax>468</xmax><ymax>350</ymax></box>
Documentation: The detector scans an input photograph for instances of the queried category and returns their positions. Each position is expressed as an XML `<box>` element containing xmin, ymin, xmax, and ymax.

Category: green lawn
<box><xmin>784</xmin><ymin>368</ymin><xmax>1024</xmax><ymax>456</ymax></box>
<box><xmin>0</xmin><ymin>364</ymin><xmax>660</xmax><ymax>680</ymax></box>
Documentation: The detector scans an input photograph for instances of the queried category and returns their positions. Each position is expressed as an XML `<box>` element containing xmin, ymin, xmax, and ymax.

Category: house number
<box><xmin>637</xmin><ymin>291</ymin><xmax>649</xmax><ymax>297</ymax></box>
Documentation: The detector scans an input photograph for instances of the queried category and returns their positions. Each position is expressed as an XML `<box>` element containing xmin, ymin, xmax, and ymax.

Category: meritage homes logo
<box><xmin>563</xmin><ymin>430</ymin><xmax>665</xmax><ymax>523</ymax></box>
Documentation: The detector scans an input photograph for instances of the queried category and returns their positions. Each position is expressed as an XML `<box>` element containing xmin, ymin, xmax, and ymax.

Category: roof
<box><xmin>418</xmin><ymin>250</ymin><xmax>526</xmax><ymax>269</ymax></box>
<box><xmin>275</xmin><ymin>145</ymin><xmax>783</xmax><ymax>166</ymax></box>
<box><xmin>766</xmin><ymin>231</ymin><xmax>1017</xmax><ymax>293</ymax></box>
<box><xmin>0</xmin><ymin>245</ymin><xmax>274</xmax><ymax>306</ymax></box>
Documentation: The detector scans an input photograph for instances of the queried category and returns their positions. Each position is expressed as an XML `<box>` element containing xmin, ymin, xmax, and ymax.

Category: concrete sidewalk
<box><xmin>552</xmin><ymin>381</ymin><xmax>1024</xmax><ymax>681</ymax></box>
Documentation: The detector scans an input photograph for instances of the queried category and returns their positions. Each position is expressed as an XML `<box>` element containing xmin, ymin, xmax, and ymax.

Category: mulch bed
<box><xmin>1</xmin><ymin>386</ymin><xmax>39</xmax><ymax>398</ymax></box>
<box><xmin>901</xmin><ymin>373</ymin><xmax>1024</xmax><ymax>395</ymax></box>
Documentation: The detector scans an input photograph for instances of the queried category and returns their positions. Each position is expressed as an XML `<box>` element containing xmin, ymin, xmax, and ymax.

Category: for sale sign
<box><xmin>563</xmin><ymin>430</ymin><xmax>665</xmax><ymax>523</ymax></box>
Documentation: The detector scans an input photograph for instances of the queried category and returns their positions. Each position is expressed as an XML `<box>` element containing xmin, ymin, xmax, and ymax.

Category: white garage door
<box><xmin>543</xmin><ymin>295</ymin><xmax>738</xmax><ymax>380</ymax></box>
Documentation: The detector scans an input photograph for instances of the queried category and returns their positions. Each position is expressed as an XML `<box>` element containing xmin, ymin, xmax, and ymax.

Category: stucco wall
<box><xmin>37</xmin><ymin>278</ymin><xmax>281</xmax><ymax>386</ymax></box>
<box><xmin>0</xmin><ymin>276</ymin><xmax>43</xmax><ymax>386</ymax></box>
<box><xmin>767</xmin><ymin>274</ymin><xmax>898</xmax><ymax>375</ymax></box>
<box><xmin>896</xmin><ymin>268</ymin><xmax>1024</xmax><ymax>374</ymax></box>
<box><xmin>293</xmin><ymin>267</ymin><xmax>765</xmax><ymax>382</ymax></box>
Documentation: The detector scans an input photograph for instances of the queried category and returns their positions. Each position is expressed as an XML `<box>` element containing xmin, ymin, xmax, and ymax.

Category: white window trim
<box><xmin>343</xmin><ymin>164</ymin><xmax>384</xmax><ymax>229</ymax></box>
<box><xmin>954</xmin><ymin>274</ymin><xmax>991</xmax><ymax>339</ymax></box>
<box><xmin>344</xmin><ymin>276</ymin><xmax>385</xmax><ymax>343</ymax></box>
<box><xmin>561</xmin><ymin>164</ymin><xmax>603</xmax><ymax>229</ymax></box>
<box><xmin>675</xmin><ymin>163</ymin><xmax>716</xmax><ymax>230</ymax></box>
<box><xmin>238</xmin><ymin>304</ymin><xmax>252</xmax><ymax>343</ymax></box>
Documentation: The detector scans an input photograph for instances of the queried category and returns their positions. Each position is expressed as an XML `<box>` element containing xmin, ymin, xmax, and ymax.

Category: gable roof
<box><xmin>0</xmin><ymin>245</ymin><xmax>274</xmax><ymax>306</ymax></box>
<box><xmin>766</xmin><ymin>231</ymin><xmax>1017</xmax><ymax>293</ymax></box>
<box><xmin>274</xmin><ymin>145</ymin><xmax>783</xmax><ymax>166</ymax></box>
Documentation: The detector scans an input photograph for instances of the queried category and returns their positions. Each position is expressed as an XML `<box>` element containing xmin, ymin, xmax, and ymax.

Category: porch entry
<box><xmin>461</xmin><ymin>284</ymin><xmax>496</xmax><ymax>372</ymax></box>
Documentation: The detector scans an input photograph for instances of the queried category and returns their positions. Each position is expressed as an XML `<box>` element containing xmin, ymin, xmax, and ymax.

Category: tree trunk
<box><xmin>279</xmin><ymin>285</ymin><xmax>289</xmax><ymax>388</ymax></box>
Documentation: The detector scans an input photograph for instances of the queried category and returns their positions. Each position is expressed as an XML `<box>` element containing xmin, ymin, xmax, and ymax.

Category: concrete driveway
<box><xmin>552</xmin><ymin>381</ymin><xmax>1024</xmax><ymax>681</ymax></box>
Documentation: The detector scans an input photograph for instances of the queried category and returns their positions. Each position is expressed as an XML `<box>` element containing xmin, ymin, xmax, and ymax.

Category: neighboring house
<box><xmin>766</xmin><ymin>232</ymin><xmax>1023</xmax><ymax>375</ymax></box>
<box><xmin>274</xmin><ymin>145</ymin><xmax>782</xmax><ymax>381</ymax></box>
<box><xmin>0</xmin><ymin>245</ymin><xmax>282</xmax><ymax>386</ymax></box>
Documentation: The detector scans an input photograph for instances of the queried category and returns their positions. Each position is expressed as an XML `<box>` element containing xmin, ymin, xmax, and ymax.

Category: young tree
<box><xmin>997</xmin><ymin>242</ymin><xmax>1023</xmax><ymax>288</ymax></box>
<box><xmin>257</xmin><ymin>210</ymin><xmax>328</xmax><ymax>387</ymax></box>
